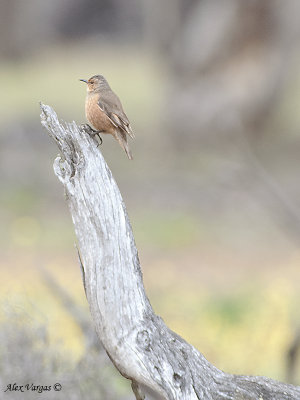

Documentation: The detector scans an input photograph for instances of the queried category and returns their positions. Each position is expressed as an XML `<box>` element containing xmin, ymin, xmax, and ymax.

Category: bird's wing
<box><xmin>98</xmin><ymin>92</ymin><xmax>135</xmax><ymax>139</ymax></box>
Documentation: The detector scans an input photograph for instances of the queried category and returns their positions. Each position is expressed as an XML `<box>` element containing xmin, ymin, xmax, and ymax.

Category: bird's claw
<box><xmin>80</xmin><ymin>124</ymin><xmax>103</xmax><ymax>146</ymax></box>
<box><xmin>80</xmin><ymin>124</ymin><xmax>95</xmax><ymax>134</ymax></box>
<box><xmin>96</xmin><ymin>133</ymin><xmax>103</xmax><ymax>146</ymax></box>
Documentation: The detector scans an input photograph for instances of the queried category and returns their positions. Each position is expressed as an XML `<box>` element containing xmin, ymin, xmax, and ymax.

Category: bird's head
<box><xmin>79</xmin><ymin>75</ymin><xmax>109</xmax><ymax>92</ymax></box>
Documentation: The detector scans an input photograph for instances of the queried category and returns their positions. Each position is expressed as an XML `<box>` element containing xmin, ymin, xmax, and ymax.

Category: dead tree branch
<box><xmin>40</xmin><ymin>103</ymin><xmax>300</xmax><ymax>400</ymax></box>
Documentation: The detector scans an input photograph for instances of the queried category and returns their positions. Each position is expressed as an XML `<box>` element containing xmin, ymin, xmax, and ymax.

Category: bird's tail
<box><xmin>114</xmin><ymin>131</ymin><xmax>133</xmax><ymax>160</ymax></box>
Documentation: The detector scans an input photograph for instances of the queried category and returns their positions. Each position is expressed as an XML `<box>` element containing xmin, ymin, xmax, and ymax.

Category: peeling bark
<box><xmin>40</xmin><ymin>103</ymin><xmax>300</xmax><ymax>400</ymax></box>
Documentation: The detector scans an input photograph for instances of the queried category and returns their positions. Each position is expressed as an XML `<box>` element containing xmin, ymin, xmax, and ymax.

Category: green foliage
<box><xmin>204</xmin><ymin>292</ymin><xmax>254</xmax><ymax>325</ymax></box>
<box><xmin>133</xmin><ymin>212</ymin><xmax>201</xmax><ymax>249</ymax></box>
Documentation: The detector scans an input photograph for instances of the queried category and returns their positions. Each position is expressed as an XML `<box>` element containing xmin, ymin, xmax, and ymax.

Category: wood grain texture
<box><xmin>40</xmin><ymin>103</ymin><xmax>300</xmax><ymax>400</ymax></box>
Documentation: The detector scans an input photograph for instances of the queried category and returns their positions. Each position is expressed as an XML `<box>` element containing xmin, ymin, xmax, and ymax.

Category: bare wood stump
<box><xmin>40</xmin><ymin>103</ymin><xmax>300</xmax><ymax>400</ymax></box>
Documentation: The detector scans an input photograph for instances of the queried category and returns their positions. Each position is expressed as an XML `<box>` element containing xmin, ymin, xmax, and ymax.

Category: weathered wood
<box><xmin>40</xmin><ymin>103</ymin><xmax>300</xmax><ymax>400</ymax></box>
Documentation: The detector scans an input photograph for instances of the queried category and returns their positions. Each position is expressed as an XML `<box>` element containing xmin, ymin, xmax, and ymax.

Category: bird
<box><xmin>80</xmin><ymin>75</ymin><xmax>134</xmax><ymax>160</ymax></box>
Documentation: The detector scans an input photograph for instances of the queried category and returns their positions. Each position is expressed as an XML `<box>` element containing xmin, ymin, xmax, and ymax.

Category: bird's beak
<box><xmin>79</xmin><ymin>79</ymin><xmax>88</xmax><ymax>83</ymax></box>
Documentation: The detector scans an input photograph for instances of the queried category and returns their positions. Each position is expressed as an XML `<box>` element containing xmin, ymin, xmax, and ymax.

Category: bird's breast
<box><xmin>85</xmin><ymin>94</ymin><xmax>115</xmax><ymax>134</ymax></box>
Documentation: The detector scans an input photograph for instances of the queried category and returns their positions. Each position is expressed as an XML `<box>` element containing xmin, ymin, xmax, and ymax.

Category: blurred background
<box><xmin>0</xmin><ymin>0</ymin><xmax>300</xmax><ymax>398</ymax></box>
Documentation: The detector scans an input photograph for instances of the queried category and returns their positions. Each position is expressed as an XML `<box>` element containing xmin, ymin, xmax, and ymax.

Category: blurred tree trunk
<box><xmin>286</xmin><ymin>328</ymin><xmax>300</xmax><ymax>385</ymax></box>
<box><xmin>144</xmin><ymin>0</ymin><xmax>300</xmax><ymax>147</ymax></box>
<box><xmin>141</xmin><ymin>0</ymin><xmax>181</xmax><ymax>51</ymax></box>
<box><xmin>40</xmin><ymin>104</ymin><xmax>300</xmax><ymax>400</ymax></box>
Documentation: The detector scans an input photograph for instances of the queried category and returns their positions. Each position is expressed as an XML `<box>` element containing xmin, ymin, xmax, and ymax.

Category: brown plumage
<box><xmin>80</xmin><ymin>75</ymin><xmax>134</xmax><ymax>160</ymax></box>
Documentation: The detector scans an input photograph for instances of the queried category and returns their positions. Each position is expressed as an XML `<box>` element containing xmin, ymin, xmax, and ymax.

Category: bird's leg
<box><xmin>95</xmin><ymin>133</ymin><xmax>103</xmax><ymax>147</ymax></box>
<box><xmin>80</xmin><ymin>124</ymin><xmax>103</xmax><ymax>145</ymax></box>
